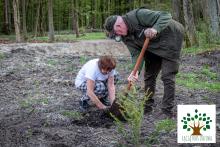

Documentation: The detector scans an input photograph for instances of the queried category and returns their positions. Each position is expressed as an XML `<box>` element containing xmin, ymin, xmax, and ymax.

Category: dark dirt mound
<box><xmin>72</xmin><ymin>110</ymin><xmax>114</xmax><ymax>128</ymax></box>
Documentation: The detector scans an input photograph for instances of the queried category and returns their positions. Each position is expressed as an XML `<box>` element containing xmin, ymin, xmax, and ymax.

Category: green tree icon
<box><xmin>181</xmin><ymin>109</ymin><xmax>212</xmax><ymax>135</ymax></box>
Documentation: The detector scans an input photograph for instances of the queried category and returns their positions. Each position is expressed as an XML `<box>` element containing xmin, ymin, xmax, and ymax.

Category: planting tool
<box><xmin>127</xmin><ymin>38</ymin><xmax>150</xmax><ymax>90</ymax></box>
<box><xmin>108</xmin><ymin>38</ymin><xmax>150</xmax><ymax>120</ymax></box>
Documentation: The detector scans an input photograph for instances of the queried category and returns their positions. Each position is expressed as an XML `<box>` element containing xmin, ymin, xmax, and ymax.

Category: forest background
<box><xmin>0</xmin><ymin>0</ymin><xmax>219</xmax><ymax>47</ymax></box>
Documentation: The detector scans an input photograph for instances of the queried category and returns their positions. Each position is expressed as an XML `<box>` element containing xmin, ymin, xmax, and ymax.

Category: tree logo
<box><xmin>177</xmin><ymin>105</ymin><xmax>216</xmax><ymax>143</ymax></box>
<box><xmin>181</xmin><ymin>109</ymin><xmax>212</xmax><ymax>135</ymax></box>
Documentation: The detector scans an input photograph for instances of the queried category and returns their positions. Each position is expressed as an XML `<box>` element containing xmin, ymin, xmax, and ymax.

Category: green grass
<box><xmin>155</xmin><ymin>119</ymin><xmax>176</xmax><ymax>132</ymax></box>
<box><xmin>0</xmin><ymin>32</ymin><xmax>106</xmax><ymax>42</ymax></box>
<box><xmin>0</xmin><ymin>34</ymin><xmax>16</xmax><ymax>40</ymax></box>
<box><xmin>19</xmin><ymin>98</ymin><xmax>49</xmax><ymax>109</ymax></box>
<box><xmin>201</xmin><ymin>65</ymin><xmax>218</xmax><ymax>80</ymax></box>
<box><xmin>66</xmin><ymin>64</ymin><xmax>77</xmax><ymax>72</ymax></box>
<box><xmin>56</xmin><ymin>32</ymin><xmax>105</xmax><ymax>41</ymax></box>
<box><xmin>176</xmin><ymin>66</ymin><xmax>220</xmax><ymax>92</ymax></box>
<box><xmin>145</xmin><ymin>119</ymin><xmax>176</xmax><ymax>146</ymax></box>
<box><xmin>182</xmin><ymin>44</ymin><xmax>220</xmax><ymax>55</ymax></box>
<box><xmin>182</xmin><ymin>29</ymin><xmax>220</xmax><ymax>55</ymax></box>
<box><xmin>79</xmin><ymin>56</ymin><xmax>88</xmax><ymax>65</ymax></box>
<box><xmin>64</xmin><ymin>60</ymin><xmax>77</xmax><ymax>72</ymax></box>
<box><xmin>61</xmin><ymin>110</ymin><xmax>82</xmax><ymax>119</ymax></box>
<box><xmin>0</xmin><ymin>51</ymin><xmax>5</xmax><ymax>61</ymax></box>
<box><xmin>47</xmin><ymin>59</ymin><xmax>59</xmax><ymax>66</ymax></box>
<box><xmin>34</xmin><ymin>32</ymin><xmax>106</xmax><ymax>42</ymax></box>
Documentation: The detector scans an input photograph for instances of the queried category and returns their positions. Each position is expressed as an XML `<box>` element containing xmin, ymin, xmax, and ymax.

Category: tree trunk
<box><xmin>8</xmin><ymin>0</ymin><xmax>12</xmax><ymax>33</ymax></box>
<box><xmin>192</xmin><ymin>0</ymin><xmax>202</xmax><ymax>25</ymax></box>
<box><xmin>34</xmin><ymin>0</ymin><xmax>41</xmax><ymax>37</ymax></box>
<box><xmin>190</xmin><ymin>122</ymin><xmax>204</xmax><ymax>135</ymax></box>
<box><xmin>39</xmin><ymin>0</ymin><xmax>46</xmax><ymax>36</ymax></box>
<box><xmin>22</xmin><ymin>0</ymin><xmax>27</xmax><ymax>40</ymax></box>
<box><xmin>172</xmin><ymin>0</ymin><xmax>180</xmax><ymax>22</ymax></box>
<box><xmin>172</xmin><ymin>0</ymin><xmax>184</xmax><ymax>25</ymax></box>
<box><xmin>201</xmin><ymin>0</ymin><xmax>209</xmax><ymax>22</ymax></box>
<box><xmin>91</xmin><ymin>0</ymin><xmax>96</xmax><ymax>29</ymax></box>
<box><xmin>48</xmin><ymin>0</ymin><xmax>55</xmax><ymax>42</ymax></box>
<box><xmin>13</xmin><ymin>0</ymin><xmax>22</xmax><ymax>42</ymax></box>
<box><xmin>71</xmin><ymin>0</ymin><xmax>79</xmax><ymax>37</ymax></box>
<box><xmin>2</xmin><ymin>0</ymin><xmax>10</xmax><ymax>34</ymax></box>
<box><xmin>183</xmin><ymin>0</ymin><xmax>198</xmax><ymax>46</ymax></box>
<box><xmin>207</xmin><ymin>0</ymin><xmax>220</xmax><ymax>37</ymax></box>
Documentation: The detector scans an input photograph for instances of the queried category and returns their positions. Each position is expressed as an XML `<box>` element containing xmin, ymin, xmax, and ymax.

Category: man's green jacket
<box><xmin>122</xmin><ymin>8</ymin><xmax>184</xmax><ymax>72</ymax></box>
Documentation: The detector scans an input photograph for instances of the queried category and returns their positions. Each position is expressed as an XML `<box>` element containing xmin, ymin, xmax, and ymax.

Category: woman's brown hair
<box><xmin>98</xmin><ymin>55</ymin><xmax>116</xmax><ymax>71</ymax></box>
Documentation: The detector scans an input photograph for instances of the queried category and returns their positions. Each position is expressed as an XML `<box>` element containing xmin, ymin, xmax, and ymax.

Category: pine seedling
<box><xmin>111</xmin><ymin>85</ymin><xmax>151</xmax><ymax>146</ymax></box>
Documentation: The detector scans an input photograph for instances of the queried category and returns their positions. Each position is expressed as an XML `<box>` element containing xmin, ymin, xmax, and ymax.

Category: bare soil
<box><xmin>0</xmin><ymin>40</ymin><xmax>219</xmax><ymax>147</ymax></box>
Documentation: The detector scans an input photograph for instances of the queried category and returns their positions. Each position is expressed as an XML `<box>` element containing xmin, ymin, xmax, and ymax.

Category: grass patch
<box><xmin>47</xmin><ymin>59</ymin><xmax>59</xmax><ymax>66</ymax></box>
<box><xmin>201</xmin><ymin>96</ymin><xmax>214</xmax><ymax>104</ymax></box>
<box><xmin>0</xmin><ymin>32</ymin><xmax>106</xmax><ymax>42</ymax></box>
<box><xmin>0</xmin><ymin>34</ymin><xmax>16</xmax><ymax>40</ymax></box>
<box><xmin>31</xmin><ymin>32</ymin><xmax>105</xmax><ymax>42</ymax></box>
<box><xmin>182</xmin><ymin>29</ymin><xmax>220</xmax><ymax>55</ymax></box>
<box><xmin>79</xmin><ymin>56</ymin><xmax>88</xmax><ymax>65</ymax></box>
<box><xmin>201</xmin><ymin>65</ymin><xmax>217</xmax><ymax>80</ymax></box>
<box><xmin>182</xmin><ymin>45</ymin><xmax>220</xmax><ymax>55</ymax></box>
<box><xmin>66</xmin><ymin>64</ymin><xmax>77</xmax><ymax>72</ymax></box>
<box><xmin>61</xmin><ymin>110</ymin><xmax>82</xmax><ymax>119</ymax></box>
<box><xmin>19</xmin><ymin>98</ymin><xmax>49</xmax><ymax>109</ymax></box>
<box><xmin>155</xmin><ymin>119</ymin><xmax>176</xmax><ymax>132</ymax></box>
<box><xmin>56</xmin><ymin>32</ymin><xmax>106</xmax><ymax>41</ymax></box>
<box><xmin>146</xmin><ymin>119</ymin><xmax>176</xmax><ymax>145</ymax></box>
<box><xmin>145</xmin><ymin>119</ymin><xmax>176</xmax><ymax>146</ymax></box>
<box><xmin>0</xmin><ymin>51</ymin><xmax>5</xmax><ymax>61</ymax></box>
<box><xmin>63</xmin><ymin>60</ymin><xmax>78</xmax><ymax>72</ymax></box>
<box><xmin>176</xmin><ymin>66</ymin><xmax>220</xmax><ymax>92</ymax></box>
<box><xmin>176</xmin><ymin>73</ymin><xmax>220</xmax><ymax>92</ymax></box>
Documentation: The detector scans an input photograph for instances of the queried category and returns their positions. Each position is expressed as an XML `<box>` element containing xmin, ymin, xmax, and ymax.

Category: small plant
<box><xmin>201</xmin><ymin>65</ymin><xmax>217</xmax><ymax>80</ymax></box>
<box><xmin>66</xmin><ymin>64</ymin><xmax>76</xmax><ymax>72</ymax></box>
<box><xmin>79</xmin><ymin>27</ymin><xmax>86</xmax><ymax>34</ymax></box>
<box><xmin>0</xmin><ymin>52</ymin><xmax>5</xmax><ymax>61</ymax></box>
<box><xmin>47</xmin><ymin>59</ymin><xmax>58</xmax><ymax>66</ymax></box>
<box><xmin>19</xmin><ymin>99</ymin><xmax>31</xmax><ymax>109</ymax></box>
<box><xmin>145</xmin><ymin>119</ymin><xmax>176</xmax><ymax>146</ymax></box>
<box><xmin>26</xmin><ymin>128</ymin><xmax>34</xmax><ymax>138</ymax></box>
<box><xmin>124</xmin><ymin>63</ymin><xmax>134</xmax><ymax>71</ymax></box>
<box><xmin>155</xmin><ymin>119</ymin><xmax>176</xmax><ymax>132</ymax></box>
<box><xmin>111</xmin><ymin>86</ymin><xmax>150</xmax><ymax>146</ymax></box>
<box><xmin>79</xmin><ymin>56</ymin><xmax>87</xmax><ymax>65</ymax></box>
<box><xmin>201</xmin><ymin>96</ymin><xmax>214</xmax><ymax>104</ymax></box>
<box><xmin>34</xmin><ymin>80</ymin><xmax>40</xmax><ymax>88</ymax></box>
<box><xmin>19</xmin><ymin>97</ymin><xmax>49</xmax><ymax>109</ymax></box>
<box><xmin>61</xmin><ymin>110</ymin><xmax>83</xmax><ymax>120</ymax></box>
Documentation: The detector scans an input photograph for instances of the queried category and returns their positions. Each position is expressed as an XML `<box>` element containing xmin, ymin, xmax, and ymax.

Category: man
<box><xmin>75</xmin><ymin>56</ymin><xmax>118</xmax><ymax>112</ymax></box>
<box><xmin>104</xmin><ymin>8</ymin><xmax>184</xmax><ymax>118</ymax></box>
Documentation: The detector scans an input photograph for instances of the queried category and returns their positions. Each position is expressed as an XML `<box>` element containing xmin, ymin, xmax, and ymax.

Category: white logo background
<box><xmin>178</xmin><ymin>105</ymin><xmax>216</xmax><ymax>143</ymax></box>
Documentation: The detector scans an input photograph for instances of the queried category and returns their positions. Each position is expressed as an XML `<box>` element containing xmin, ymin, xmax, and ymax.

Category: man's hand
<box><xmin>128</xmin><ymin>71</ymin><xmax>138</xmax><ymax>83</ymax></box>
<box><xmin>144</xmin><ymin>28</ymin><xmax>157</xmax><ymax>39</ymax></box>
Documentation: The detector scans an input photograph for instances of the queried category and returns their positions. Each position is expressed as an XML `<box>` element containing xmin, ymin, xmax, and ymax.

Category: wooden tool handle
<box><xmin>127</xmin><ymin>38</ymin><xmax>150</xmax><ymax>90</ymax></box>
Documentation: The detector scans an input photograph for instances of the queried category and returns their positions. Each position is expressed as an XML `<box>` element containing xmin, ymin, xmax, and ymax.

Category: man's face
<box><xmin>113</xmin><ymin>19</ymin><xmax>128</xmax><ymax>36</ymax></box>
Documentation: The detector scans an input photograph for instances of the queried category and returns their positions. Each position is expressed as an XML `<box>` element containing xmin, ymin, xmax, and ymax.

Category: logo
<box><xmin>178</xmin><ymin>105</ymin><xmax>216</xmax><ymax>143</ymax></box>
